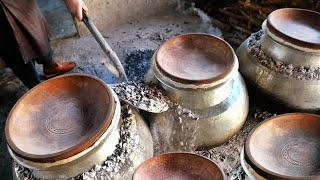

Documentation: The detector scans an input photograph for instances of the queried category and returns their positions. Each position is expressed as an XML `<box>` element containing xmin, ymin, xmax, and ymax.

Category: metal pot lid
<box><xmin>133</xmin><ymin>152</ymin><xmax>226</xmax><ymax>180</ymax></box>
<box><xmin>156</xmin><ymin>33</ymin><xmax>236</xmax><ymax>85</ymax></box>
<box><xmin>245</xmin><ymin>113</ymin><xmax>320</xmax><ymax>179</ymax></box>
<box><xmin>5</xmin><ymin>74</ymin><xmax>116</xmax><ymax>162</ymax></box>
<box><xmin>267</xmin><ymin>8</ymin><xmax>320</xmax><ymax>49</ymax></box>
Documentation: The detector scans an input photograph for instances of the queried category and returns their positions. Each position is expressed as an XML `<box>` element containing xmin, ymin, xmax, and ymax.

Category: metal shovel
<box><xmin>82</xmin><ymin>12</ymin><xmax>168</xmax><ymax>113</ymax></box>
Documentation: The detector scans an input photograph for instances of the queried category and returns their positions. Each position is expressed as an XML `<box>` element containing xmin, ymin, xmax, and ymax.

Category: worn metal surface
<box><xmin>245</xmin><ymin>113</ymin><xmax>320</xmax><ymax>179</ymax></box>
<box><xmin>156</xmin><ymin>34</ymin><xmax>235</xmax><ymax>85</ymax></box>
<box><xmin>261</xmin><ymin>29</ymin><xmax>320</xmax><ymax>67</ymax></box>
<box><xmin>133</xmin><ymin>152</ymin><xmax>226</xmax><ymax>180</ymax></box>
<box><xmin>266</xmin><ymin>8</ymin><xmax>320</xmax><ymax>50</ymax></box>
<box><xmin>6</xmin><ymin>74</ymin><xmax>116</xmax><ymax>162</ymax></box>
<box><xmin>237</xmin><ymin>9</ymin><xmax>320</xmax><ymax>111</ymax></box>
<box><xmin>237</xmin><ymin>33</ymin><xmax>320</xmax><ymax>111</ymax></box>
<box><xmin>147</xmin><ymin>34</ymin><xmax>249</xmax><ymax>150</ymax></box>
<box><xmin>10</xmin><ymin>85</ymin><xmax>121</xmax><ymax>179</ymax></box>
<box><xmin>11</xmin><ymin>94</ymin><xmax>154</xmax><ymax>179</ymax></box>
<box><xmin>240</xmin><ymin>148</ymin><xmax>265</xmax><ymax>180</ymax></box>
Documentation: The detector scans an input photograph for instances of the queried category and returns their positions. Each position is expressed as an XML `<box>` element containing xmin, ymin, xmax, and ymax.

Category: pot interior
<box><xmin>133</xmin><ymin>153</ymin><xmax>225</xmax><ymax>180</ymax></box>
<box><xmin>245</xmin><ymin>113</ymin><xmax>320</xmax><ymax>179</ymax></box>
<box><xmin>6</xmin><ymin>74</ymin><xmax>115</xmax><ymax>162</ymax></box>
<box><xmin>267</xmin><ymin>8</ymin><xmax>320</xmax><ymax>48</ymax></box>
<box><xmin>156</xmin><ymin>33</ymin><xmax>236</xmax><ymax>84</ymax></box>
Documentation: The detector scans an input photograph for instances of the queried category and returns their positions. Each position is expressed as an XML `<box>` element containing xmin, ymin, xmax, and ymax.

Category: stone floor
<box><xmin>0</xmin><ymin>11</ymin><xmax>264</xmax><ymax>180</ymax></box>
<box><xmin>37</xmin><ymin>0</ymin><xmax>77</xmax><ymax>40</ymax></box>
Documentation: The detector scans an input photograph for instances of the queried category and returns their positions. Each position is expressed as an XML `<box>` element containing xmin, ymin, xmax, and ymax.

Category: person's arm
<box><xmin>64</xmin><ymin>0</ymin><xmax>88</xmax><ymax>21</ymax></box>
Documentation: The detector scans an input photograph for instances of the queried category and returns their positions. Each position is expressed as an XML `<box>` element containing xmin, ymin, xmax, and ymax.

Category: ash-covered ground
<box><xmin>124</xmin><ymin>50</ymin><xmax>154</xmax><ymax>82</ymax></box>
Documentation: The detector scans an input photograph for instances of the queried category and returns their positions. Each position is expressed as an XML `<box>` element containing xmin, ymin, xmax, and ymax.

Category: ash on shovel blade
<box><xmin>112</xmin><ymin>81</ymin><xmax>170</xmax><ymax>113</ymax></box>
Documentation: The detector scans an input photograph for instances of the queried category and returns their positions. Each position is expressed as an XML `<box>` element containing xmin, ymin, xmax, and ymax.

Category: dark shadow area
<box><xmin>0</xmin><ymin>69</ymin><xmax>27</xmax><ymax>179</ymax></box>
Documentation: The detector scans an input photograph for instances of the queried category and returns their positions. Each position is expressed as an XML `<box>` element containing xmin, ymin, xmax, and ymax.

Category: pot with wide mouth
<box><xmin>237</xmin><ymin>8</ymin><xmax>320</xmax><ymax>112</ymax></box>
<box><xmin>133</xmin><ymin>152</ymin><xmax>226</xmax><ymax>180</ymax></box>
<box><xmin>6</xmin><ymin>74</ymin><xmax>153</xmax><ymax>179</ymax></box>
<box><xmin>242</xmin><ymin>113</ymin><xmax>320</xmax><ymax>179</ymax></box>
<box><xmin>146</xmin><ymin>33</ymin><xmax>249</xmax><ymax>151</ymax></box>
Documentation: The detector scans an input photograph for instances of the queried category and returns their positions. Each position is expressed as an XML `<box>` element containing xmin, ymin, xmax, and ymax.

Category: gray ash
<box><xmin>149</xmin><ymin>33</ymin><xmax>167</xmax><ymax>42</ymax></box>
<box><xmin>78</xmin><ymin>104</ymin><xmax>138</xmax><ymax>180</ymax></box>
<box><xmin>112</xmin><ymin>81</ymin><xmax>169</xmax><ymax>113</ymax></box>
<box><xmin>248</xmin><ymin>31</ymin><xmax>320</xmax><ymax>80</ymax></box>
<box><xmin>113</xmin><ymin>81</ymin><xmax>199</xmax><ymax>154</ymax></box>
<box><xmin>250</xmin><ymin>107</ymin><xmax>277</xmax><ymax>122</ymax></box>
<box><xmin>124</xmin><ymin>50</ymin><xmax>154</xmax><ymax>81</ymax></box>
<box><xmin>229</xmin><ymin>165</ymin><xmax>247</xmax><ymax>180</ymax></box>
<box><xmin>14</xmin><ymin>163</ymin><xmax>38</xmax><ymax>180</ymax></box>
<box><xmin>172</xmin><ymin>104</ymin><xmax>199</xmax><ymax>121</ymax></box>
<box><xmin>112</xmin><ymin>81</ymin><xmax>199</xmax><ymax>120</ymax></box>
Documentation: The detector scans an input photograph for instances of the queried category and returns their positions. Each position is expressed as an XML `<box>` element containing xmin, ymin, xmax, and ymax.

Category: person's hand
<box><xmin>64</xmin><ymin>0</ymin><xmax>88</xmax><ymax>21</ymax></box>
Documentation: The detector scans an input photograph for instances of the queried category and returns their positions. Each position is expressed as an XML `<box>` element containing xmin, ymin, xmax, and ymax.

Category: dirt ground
<box><xmin>1</xmin><ymin>11</ymin><xmax>274</xmax><ymax>179</ymax></box>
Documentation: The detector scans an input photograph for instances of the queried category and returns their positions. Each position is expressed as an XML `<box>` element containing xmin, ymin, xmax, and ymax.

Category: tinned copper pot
<box><xmin>133</xmin><ymin>152</ymin><xmax>226</xmax><ymax>180</ymax></box>
<box><xmin>7</xmin><ymin>74</ymin><xmax>153</xmax><ymax>179</ymax></box>
<box><xmin>146</xmin><ymin>34</ymin><xmax>249</xmax><ymax>151</ymax></box>
<box><xmin>242</xmin><ymin>113</ymin><xmax>320</xmax><ymax>179</ymax></box>
<box><xmin>237</xmin><ymin>8</ymin><xmax>320</xmax><ymax>112</ymax></box>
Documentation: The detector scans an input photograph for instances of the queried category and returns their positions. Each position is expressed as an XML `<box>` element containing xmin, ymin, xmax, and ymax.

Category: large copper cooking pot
<box><xmin>6</xmin><ymin>74</ymin><xmax>120</xmax><ymax>178</ymax></box>
<box><xmin>6</xmin><ymin>74</ymin><xmax>154</xmax><ymax>179</ymax></box>
<box><xmin>243</xmin><ymin>113</ymin><xmax>320</xmax><ymax>179</ymax></box>
<box><xmin>6</xmin><ymin>74</ymin><xmax>116</xmax><ymax>163</ymax></box>
<box><xmin>146</xmin><ymin>33</ymin><xmax>249</xmax><ymax>151</ymax></box>
<box><xmin>133</xmin><ymin>153</ymin><xmax>225</xmax><ymax>180</ymax></box>
<box><xmin>237</xmin><ymin>8</ymin><xmax>320</xmax><ymax>112</ymax></box>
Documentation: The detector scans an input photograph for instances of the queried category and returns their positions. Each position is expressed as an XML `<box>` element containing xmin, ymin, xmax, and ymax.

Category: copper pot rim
<box><xmin>244</xmin><ymin>113</ymin><xmax>320</xmax><ymax>180</ymax></box>
<box><xmin>156</xmin><ymin>33</ymin><xmax>237</xmax><ymax>85</ymax></box>
<box><xmin>267</xmin><ymin>8</ymin><xmax>320</xmax><ymax>50</ymax></box>
<box><xmin>5</xmin><ymin>73</ymin><xmax>116</xmax><ymax>163</ymax></box>
<box><xmin>133</xmin><ymin>152</ymin><xmax>226</xmax><ymax>180</ymax></box>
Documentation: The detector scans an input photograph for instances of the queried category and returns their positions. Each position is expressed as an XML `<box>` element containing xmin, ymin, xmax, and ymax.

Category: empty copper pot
<box><xmin>244</xmin><ymin>113</ymin><xmax>320</xmax><ymax>179</ymax></box>
<box><xmin>6</xmin><ymin>74</ymin><xmax>116</xmax><ymax>163</ymax></box>
<box><xmin>6</xmin><ymin>74</ymin><xmax>120</xmax><ymax>178</ymax></box>
<box><xmin>133</xmin><ymin>152</ymin><xmax>225</xmax><ymax>180</ymax></box>
<box><xmin>237</xmin><ymin>8</ymin><xmax>320</xmax><ymax>111</ymax></box>
<box><xmin>146</xmin><ymin>33</ymin><xmax>249</xmax><ymax>150</ymax></box>
<box><xmin>7</xmin><ymin>74</ymin><xmax>153</xmax><ymax>179</ymax></box>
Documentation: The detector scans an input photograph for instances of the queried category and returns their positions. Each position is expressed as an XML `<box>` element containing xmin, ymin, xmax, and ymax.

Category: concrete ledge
<box><xmin>76</xmin><ymin>0</ymin><xmax>179</xmax><ymax>36</ymax></box>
